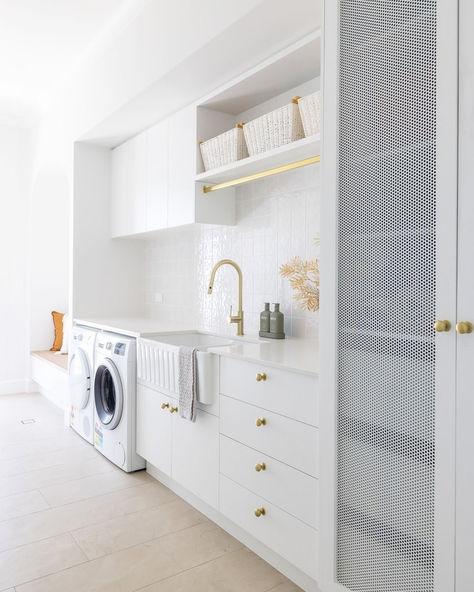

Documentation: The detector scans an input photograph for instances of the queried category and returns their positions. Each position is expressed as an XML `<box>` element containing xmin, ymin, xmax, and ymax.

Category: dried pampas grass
<box><xmin>280</xmin><ymin>238</ymin><xmax>320</xmax><ymax>312</ymax></box>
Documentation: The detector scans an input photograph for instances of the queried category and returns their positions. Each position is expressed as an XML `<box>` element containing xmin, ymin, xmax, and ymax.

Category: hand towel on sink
<box><xmin>178</xmin><ymin>345</ymin><xmax>197</xmax><ymax>421</ymax></box>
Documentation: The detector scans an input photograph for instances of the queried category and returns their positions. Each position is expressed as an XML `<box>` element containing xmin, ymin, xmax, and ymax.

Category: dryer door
<box><xmin>69</xmin><ymin>348</ymin><xmax>91</xmax><ymax>410</ymax></box>
<box><xmin>94</xmin><ymin>358</ymin><xmax>123</xmax><ymax>430</ymax></box>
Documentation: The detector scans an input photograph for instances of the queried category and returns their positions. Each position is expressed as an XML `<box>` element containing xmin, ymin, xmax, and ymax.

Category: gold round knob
<box><xmin>434</xmin><ymin>320</ymin><xmax>451</xmax><ymax>332</ymax></box>
<box><xmin>255</xmin><ymin>417</ymin><xmax>266</xmax><ymax>427</ymax></box>
<box><xmin>456</xmin><ymin>322</ymin><xmax>473</xmax><ymax>334</ymax></box>
<box><xmin>254</xmin><ymin>507</ymin><xmax>266</xmax><ymax>517</ymax></box>
<box><xmin>161</xmin><ymin>402</ymin><xmax>170</xmax><ymax>410</ymax></box>
<box><xmin>170</xmin><ymin>406</ymin><xmax>179</xmax><ymax>413</ymax></box>
<box><xmin>255</xmin><ymin>462</ymin><xmax>266</xmax><ymax>472</ymax></box>
<box><xmin>256</xmin><ymin>372</ymin><xmax>267</xmax><ymax>382</ymax></box>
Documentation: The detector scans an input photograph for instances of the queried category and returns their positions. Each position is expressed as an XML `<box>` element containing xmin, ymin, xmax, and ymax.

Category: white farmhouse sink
<box><xmin>147</xmin><ymin>332</ymin><xmax>236</xmax><ymax>349</ymax></box>
<box><xmin>136</xmin><ymin>331</ymin><xmax>239</xmax><ymax>405</ymax></box>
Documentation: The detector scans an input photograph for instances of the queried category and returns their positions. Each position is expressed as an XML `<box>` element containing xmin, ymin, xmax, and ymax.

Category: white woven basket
<box><xmin>243</xmin><ymin>98</ymin><xmax>305</xmax><ymax>156</ymax></box>
<box><xmin>199</xmin><ymin>124</ymin><xmax>248</xmax><ymax>171</ymax></box>
<box><xmin>298</xmin><ymin>91</ymin><xmax>321</xmax><ymax>137</ymax></box>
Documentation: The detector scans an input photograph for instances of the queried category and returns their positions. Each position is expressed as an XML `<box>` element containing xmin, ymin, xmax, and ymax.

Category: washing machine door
<box><xmin>94</xmin><ymin>358</ymin><xmax>123</xmax><ymax>430</ymax></box>
<box><xmin>69</xmin><ymin>348</ymin><xmax>91</xmax><ymax>410</ymax></box>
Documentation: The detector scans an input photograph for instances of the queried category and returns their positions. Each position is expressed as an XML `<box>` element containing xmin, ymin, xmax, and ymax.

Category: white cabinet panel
<box><xmin>110</xmin><ymin>134</ymin><xmax>147</xmax><ymax>237</ymax></box>
<box><xmin>146</xmin><ymin>119</ymin><xmax>168</xmax><ymax>231</ymax></box>
<box><xmin>220</xmin><ymin>395</ymin><xmax>319</xmax><ymax>477</ymax></box>
<box><xmin>172</xmin><ymin>408</ymin><xmax>219</xmax><ymax>509</ymax></box>
<box><xmin>220</xmin><ymin>357</ymin><xmax>318</xmax><ymax>426</ymax></box>
<box><xmin>220</xmin><ymin>435</ymin><xmax>319</xmax><ymax>529</ymax></box>
<box><xmin>136</xmin><ymin>385</ymin><xmax>174</xmax><ymax>476</ymax></box>
<box><xmin>168</xmin><ymin>105</ymin><xmax>196</xmax><ymax>227</ymax></box>
<box><xmin>110</xmin><ymin>141</ymin><xmax>132</xmax><ymax>238</ymax></box>
<box><xmin>220</xmin><ymin>475</ymin><xmax>318</xmax><ymax>580</ymax></box>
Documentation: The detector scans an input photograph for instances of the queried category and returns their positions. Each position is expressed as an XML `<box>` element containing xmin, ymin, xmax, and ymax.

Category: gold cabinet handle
<box><xmin>255</xmin><ymin>462</ymin><xmax>266</xmax><ymax>472</ymax></box>
<box><xmin>170</xmin><ymin>406</ymin><xmax>179</xmax><ymax>413</ymax></box>
<box><xmin>254</xmin><ymin>507</ymin><xmax>266</xmax><ymax>517</ymax></box>
<box><xmin>255</xmin><ymin>417</ymin><xmax>266</xmax><ymax>427</ymax></box>
<box><xmin>161</xmin><ymin>402</ymin><xmax>170</xmax><ymax>410</ymax></box>
<box><xmin>456</xmin><ymin>322</ymin><xmax>473</xmax><ymax>334</ymax></box>
<box><xmin>434</xmin><ymin>320</ymin><xmax>451</xmax><ymax>332</ymax></box>
<box><xmin>256</xmin><ymin>372</ymin><xmax>267</xmax><ymax>382</ymax></box>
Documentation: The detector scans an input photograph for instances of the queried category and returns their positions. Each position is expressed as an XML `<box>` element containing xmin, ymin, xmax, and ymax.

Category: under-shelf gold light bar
<box><xmin>202</xmin><ymin>154</ymin><xmax>321</xmax><ymax>193</ymax></box>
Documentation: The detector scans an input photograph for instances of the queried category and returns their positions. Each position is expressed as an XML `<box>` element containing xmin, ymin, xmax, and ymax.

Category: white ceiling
<box><xmin>0</xmin><ymin>0</ymin><xmax>132</xmax><ymax>127</ymax></box>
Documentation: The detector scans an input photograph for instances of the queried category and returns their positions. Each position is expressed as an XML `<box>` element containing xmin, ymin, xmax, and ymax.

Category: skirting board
<box><xmin>0</xmin><ymin>379</ymin><xmax>36</xmax><ymax>395</ymax></box>
<box><xmin>146</xmin><ymin>463</ymin><xmax>321</xmax><ymax>592</ymax></box>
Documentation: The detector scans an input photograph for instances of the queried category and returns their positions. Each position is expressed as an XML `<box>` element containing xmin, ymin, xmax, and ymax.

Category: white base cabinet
<box><xmin>136</xmin><ymin>383</ymin><xmax>219</xmax><ymax>508</ymax></box>
<box><xmin>172</xmin><ymin>406</ymin><xmax>219</xmax><ymax>508</ymax></box>
<box><xmin>136</xmin><ymin>357</ymin><xmax>319</xmax><ymax>591</ymax></box>
<box><xmin>136</xmin><ymin>385</ymin><xmax>173</xmax><ymax>476</ymax></box>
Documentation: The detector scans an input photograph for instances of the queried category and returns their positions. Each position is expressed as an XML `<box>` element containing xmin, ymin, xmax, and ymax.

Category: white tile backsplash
<box><xmin>144</xmin><ymin>165</ymin><xmax>320</xmax><ymax>338</ymax></box>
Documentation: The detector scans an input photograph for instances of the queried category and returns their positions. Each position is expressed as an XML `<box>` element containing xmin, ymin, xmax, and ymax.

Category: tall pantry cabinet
<box><xmin>320</xmin><ymin>1</ymin><xmax>473</xmax><ymax>591</ymax></box>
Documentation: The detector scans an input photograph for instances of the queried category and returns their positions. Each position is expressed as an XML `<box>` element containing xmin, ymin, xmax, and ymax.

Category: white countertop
<box><xmin>74</xmin><ymin>317</ymin><xmax>194</xmax><ymax>338</ymax></box>
<box><xmin>74</xmin><ymin>317</ymin><xmax>318</xmax><ymax>375</ymax></box>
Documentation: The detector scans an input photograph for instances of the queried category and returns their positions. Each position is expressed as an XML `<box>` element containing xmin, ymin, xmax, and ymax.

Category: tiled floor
<box><xmin>0</xmin><ymin>393</ymin><xmax>301</xmax><ymax>592</ymax></box>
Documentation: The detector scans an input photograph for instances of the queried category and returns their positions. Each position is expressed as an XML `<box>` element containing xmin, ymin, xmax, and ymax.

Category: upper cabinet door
<box><xmin>320</xmin><ymin>1</ymin><xmax>458</xmax><ymax>591</ymax></box>
<box><xmin>167</xmin><ymin>105</ymin><xmax>197</xmax><ymax>228</ymax></box>
<box><xmin>110</xmin><ymin>134</ymin><xmax>147</xmax><ymax>237</ymax></box>
<box><xmin>146</xmin><ymin>119</ymin><xmax>169</xmax><ymax>231</ymax></box>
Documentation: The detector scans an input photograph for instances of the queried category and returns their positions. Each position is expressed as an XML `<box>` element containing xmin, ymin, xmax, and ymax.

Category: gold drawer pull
<box><xmin>254</xmin><ymin>507</ymin><xmax>266</xmax><ymax>517</ymax></box>
<box><xmin>161</xmin><ymin>402</ymin><xmax>170</xmax><ymax>410</ymax></box>
<box><xmin>255</xmin><ymin>462</ymin><xmax>266</xmax><ymax>472</ymax></box>
<box><xmin>255</xmin><ymin>417</ymin><xmax>266</xmax><ymax>427</ymax></box>
<box><xmin>256</xmin><ymin>372</ymin><xmax>267</xmax><ymax>382</ymax></box>
<box><xmin>434</xmin><ymin>320</ymin><xmax>451</xmax><ymax>332</ymax></box>
<box><xmin>170</xmin><ymin>406</ymin><xmax>179</xmax><ymax>414</ymax></box>
<box><xmin>456</xmin><ymin>321</ymin><xmax>473</xmax><ymax>334</ymax></box>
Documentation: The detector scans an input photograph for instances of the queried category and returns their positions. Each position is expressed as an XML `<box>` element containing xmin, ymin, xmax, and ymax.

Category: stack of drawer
<box><xmin>218</xmin><ymin>357</ymin><xmax>319</xmax><ymax>580</ymax></box>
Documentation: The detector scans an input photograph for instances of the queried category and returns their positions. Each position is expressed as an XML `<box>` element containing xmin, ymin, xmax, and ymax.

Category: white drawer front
<box><xmin>219</xmin><ymin>357</ymin><xmax>318</xmax><ymax>426</ymax></box>
<box><xmin>220</xmin><ymin>475</ymin><xmax>318</xmax><ymax>580</ymax></box>
<box><xmin>220</xmin><ymin>395</ymin><xmax>319</xmax><ymax>477</ymax></box>
<box><xmin>220</xmin><ymin>435</ymin><xmax>319</xmax><ymax>529</ymax></box>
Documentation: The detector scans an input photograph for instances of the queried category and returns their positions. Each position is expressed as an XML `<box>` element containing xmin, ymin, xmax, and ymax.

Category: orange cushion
<box><xmin>50</xmin><ymin>311</ymin><xmax>64</xmax><ymax>352</ymax></box>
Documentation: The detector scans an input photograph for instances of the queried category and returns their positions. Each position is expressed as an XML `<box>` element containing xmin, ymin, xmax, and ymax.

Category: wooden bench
<box><xmin>30</xmin><ymin>351</ymin><xmax>69</xmax><ymax>410</ymax></box>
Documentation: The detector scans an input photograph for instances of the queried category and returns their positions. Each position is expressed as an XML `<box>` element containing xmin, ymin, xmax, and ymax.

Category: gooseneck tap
<box><xmin>207</xmin><ymin>259</ymin><xmax>244</xmax><ymax>336</ymax></box>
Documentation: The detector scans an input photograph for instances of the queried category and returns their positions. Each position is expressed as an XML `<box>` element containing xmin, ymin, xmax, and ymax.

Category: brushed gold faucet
<box><xmin>207</xmin><ymin>259</ymin><xmax>244</xmax><ymax>336</ymax></box>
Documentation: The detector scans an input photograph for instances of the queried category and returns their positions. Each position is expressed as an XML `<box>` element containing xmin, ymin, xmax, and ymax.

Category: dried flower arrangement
<box><xmin>279</xmin><ymin>238</ymin><xmax>320</xmax><ymax>312</ymax></box>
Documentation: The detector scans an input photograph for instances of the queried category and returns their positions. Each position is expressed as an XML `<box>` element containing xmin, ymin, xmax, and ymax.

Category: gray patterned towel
<box><xmin>178</xmin><ymin>346</ymin><xmax>197</xmax><ymax>421</ymax></box>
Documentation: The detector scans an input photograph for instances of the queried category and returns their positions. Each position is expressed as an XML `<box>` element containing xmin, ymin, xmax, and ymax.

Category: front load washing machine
<box><xmin>93</xmin><ymin>332</ymin><xmax>145</xmax><ymax>472</ymax></box>
<box><xmin>69</xmin><ymin>325</ymin><xmax>97</xmax><ymax>444</ymax></box>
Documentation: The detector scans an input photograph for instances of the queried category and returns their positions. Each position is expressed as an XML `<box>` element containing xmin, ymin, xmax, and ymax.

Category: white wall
<box><xmin>0</xmin><ymin>125</ymin><xmax>31</xmax><ymax>392</ymax></box>
<box><xmin>73</xmin><ymin>143</ymin><xmax>145</xmax><ymax>319</ymax></box>
<box><xmin>28</xmin><ymin>0</ymin><xmax>320</xmax><ymax>350</ymax></box>
<box><xmin>144</xmin><ymin>165</ymin><xmax>320</xmax><ymax>338</ymax></box>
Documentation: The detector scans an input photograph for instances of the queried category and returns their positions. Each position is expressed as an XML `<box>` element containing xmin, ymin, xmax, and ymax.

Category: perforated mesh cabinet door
<box><xmin>336</xmin><ymin>2</ymin><xmax>437</xmax><ymax>591</ymax></box>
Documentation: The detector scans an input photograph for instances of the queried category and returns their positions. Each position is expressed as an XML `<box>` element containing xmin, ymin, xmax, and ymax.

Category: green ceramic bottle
<box><xmin>260</xmin><ymin>303</ymin><xmax>270</xmax><ymax>333</ymax></box>
<box><xmin>270</xmin><ymin>303</ymin><xmax>285</xmax><ymax>337</ymax></box>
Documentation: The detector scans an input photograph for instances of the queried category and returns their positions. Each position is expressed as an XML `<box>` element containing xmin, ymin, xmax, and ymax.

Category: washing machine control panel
<box><xmin>114</xmin><ymin>343</ymin><xmax>126</xmax><ymax>356</ymax></box>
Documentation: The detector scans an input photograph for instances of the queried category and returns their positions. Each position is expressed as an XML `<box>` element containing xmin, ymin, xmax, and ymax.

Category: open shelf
<box><xmin>195</xmin><ymin>135</ymin><xmax>320</xmax><ymax>186</ymax></box>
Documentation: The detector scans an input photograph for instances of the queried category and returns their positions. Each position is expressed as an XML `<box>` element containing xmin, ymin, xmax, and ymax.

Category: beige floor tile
<box><xmin>72</xmin><ymin>497</ymin><xmax>207</xmax><ymax>559</ymax></box>
<box><xmin>0</xmin><ymin>489</ymin><xmax>49</xmax><ymax>521</ymax></box>
<box><xmin>0</xmin><ymin>481</ymin><xmax>176</xmax><ymax>553</ymax></box>
<box><xmin>0</xmin><ymin>454</ymin><xmax>116</xmax><ymax>498</ymax></box>
<box><xmin>39</xmin><ymin>467</ymin><xmax>151</xmax><ymax>507</ymax></box>
<box><xmin>137</xmin><ymin>547</ymin><xmax>287</xmax><ymax>592</ymax></box>
<box><xmin>0</xmin><ymin>532</ymin><xmax>87</xmax><ymax>589</ymax></box>
<box><xmin>267</xmin><ymin>582</ymin><xmax>304</xmax><ymax>591</ymax></box>
<box><xmin>21</xmin><ymin>443</ymin><xmax>99</xmax><ymax>472</ymax></box>
<box><xmin>16</xmin><ymin>521</ymin><xmax>242</xmax><ymax>592</ymax></box>
<box><xmin>0</xmin><ymin>588</ymin><xmax>15</xmax><ymax>591</ymax></box>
